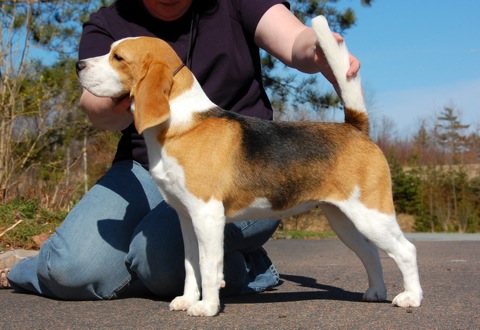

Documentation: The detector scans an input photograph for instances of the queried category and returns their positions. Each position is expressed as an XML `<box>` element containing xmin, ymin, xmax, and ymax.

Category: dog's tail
<box><xmin>312</xmin><ymin>16</ymin><xmax>369</xmax><ymax>135</ymax></box>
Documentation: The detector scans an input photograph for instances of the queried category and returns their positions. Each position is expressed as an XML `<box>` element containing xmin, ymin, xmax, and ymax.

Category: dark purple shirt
<box><xmin>79</xmin><ymin>0</ymin><xmax>287</xmax><ymax>168</ymax></box>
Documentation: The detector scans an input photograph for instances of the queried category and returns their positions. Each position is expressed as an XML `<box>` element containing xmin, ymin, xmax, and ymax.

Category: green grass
<box><xmin>0</xmin><ymin>198</ymin><xmax>67</xmax><ymax>251</ymax></box>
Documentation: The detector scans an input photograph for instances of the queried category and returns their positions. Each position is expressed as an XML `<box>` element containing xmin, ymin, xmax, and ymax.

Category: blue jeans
<box><xmin>8</xmin><ymin>161</ymin><xmax>280</xmax><ymax>300</ymax></box>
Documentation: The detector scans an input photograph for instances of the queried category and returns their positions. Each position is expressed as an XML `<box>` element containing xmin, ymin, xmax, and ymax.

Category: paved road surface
<box><xmin>1</xmin><ymin>234</ymin><xmax>479</xmax><ymax>329</ymax></box>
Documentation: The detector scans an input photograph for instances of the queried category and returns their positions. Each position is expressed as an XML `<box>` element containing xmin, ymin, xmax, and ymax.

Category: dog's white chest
<box><xmin>144</xmin><ymin>130</ymin><xmax>225</xmax><ymax>223</ymax></box>
<box><xmin>151</xmin><ymin>152</ymin><xmax>187</xmax><ymax>203</ymax></box>
<box><xmin>143</xmin><ymin>130</ymin><xmax>189</xmax><ymax>206</ymax></box>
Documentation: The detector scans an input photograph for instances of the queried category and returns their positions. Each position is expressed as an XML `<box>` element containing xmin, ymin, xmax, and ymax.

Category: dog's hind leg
<box><xmin>320</xmin><ymin>203</ymin><xmax>387</xmax><ymax>302</ymax></box>
<box><xmin>331</xmin><ymin>194</ymin><xmax>423</xmax><ymax>307</ymax></box>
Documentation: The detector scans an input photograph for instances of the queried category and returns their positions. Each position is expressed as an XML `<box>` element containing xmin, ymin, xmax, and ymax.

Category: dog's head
<box><xmin>76</xmin><ymin>37</ymin><xmax>186</xmax><ymax>133</ymax></box>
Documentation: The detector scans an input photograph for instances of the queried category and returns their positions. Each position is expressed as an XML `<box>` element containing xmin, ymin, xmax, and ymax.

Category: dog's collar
<box><xmin>173</xmin><ymin>63</ymin><xmax>186</xmax><ymax>76</ymax></box>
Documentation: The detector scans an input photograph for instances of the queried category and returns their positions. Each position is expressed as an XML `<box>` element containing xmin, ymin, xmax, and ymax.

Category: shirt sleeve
<box><xmin>235</xmin><ymin>0</ymin><xmax>290</xmax><ymax>36</ymax></box>
<box><xmin>78</xmin><ymin>10</ymin><xmax>115</xmax><ymax>60</ymax></box>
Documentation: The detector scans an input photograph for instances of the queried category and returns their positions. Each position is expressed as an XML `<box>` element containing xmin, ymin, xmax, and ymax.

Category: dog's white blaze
<box><xmin>227</xmin><ymin>198</ymin><xmax>320</xmax><ymax>222</ymax></box>
<box><xmin>78</xmin><ymin>54</ymin><xmax>124</xmax><ymax>97</ymax></box>
<box><xmin>169</xmin><ymin>78</ymin><xmax>216</xmax><ymax>126</ymax></box>
<box><xmin>111</xmin><ymin>37</ymin><xmax>140</xmax><ymax>48</ymax></box>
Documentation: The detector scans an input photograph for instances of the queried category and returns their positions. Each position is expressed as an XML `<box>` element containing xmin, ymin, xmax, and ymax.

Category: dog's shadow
<box><xmin>223</xmin><ymin>273</ymin><xmax>365</xmax><ymax>305</ymax></box>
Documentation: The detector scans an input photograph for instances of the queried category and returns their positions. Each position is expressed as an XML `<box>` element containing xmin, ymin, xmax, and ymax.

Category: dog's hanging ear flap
<box><xmin>132</xmin><ymin>59</ymin><xmax>173</xmax><ymax>134</ymax></box>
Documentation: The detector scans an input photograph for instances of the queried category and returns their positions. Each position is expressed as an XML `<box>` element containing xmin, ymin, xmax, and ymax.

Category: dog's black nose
<box><xmin>75</xmin><ymin>60</ymin><xmax>86</xmax><ymax>74</ymax></box>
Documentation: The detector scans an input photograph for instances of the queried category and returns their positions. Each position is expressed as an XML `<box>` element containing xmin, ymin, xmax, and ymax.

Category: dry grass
<box><xmin>280</xmin><ymin>207</ymin><xmax>332</xmax><ymax>233</ymax></box>
<box><xmin>279</xmin><ymin>207</ymin><xmax>415</xmax><ymax>236</ymax></box>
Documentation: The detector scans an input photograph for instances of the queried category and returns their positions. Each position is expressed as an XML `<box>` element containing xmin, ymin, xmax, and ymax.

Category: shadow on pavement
<box><xmin>224</xmin><ymin>273</ymin><xmax>365</xmax><ymax>305</ymax></box>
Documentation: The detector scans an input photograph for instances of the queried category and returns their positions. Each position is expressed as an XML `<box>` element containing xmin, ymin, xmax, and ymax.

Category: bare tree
<box><xmin>0</xmin><ymin>0</ymin><xmax>107</xmax><ymax>201</ymax></box>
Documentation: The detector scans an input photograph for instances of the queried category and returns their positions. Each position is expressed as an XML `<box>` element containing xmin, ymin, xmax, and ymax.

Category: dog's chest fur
<box><xmin>144</xmin><ymin>129</ymin><xmax>194</xmax><ymax>216</ymax></box>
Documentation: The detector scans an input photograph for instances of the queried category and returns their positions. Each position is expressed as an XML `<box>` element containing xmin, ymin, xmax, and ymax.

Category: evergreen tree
<box><xmin>435</xmin><ymin>106</ymin><xmax>469</xmax><ymax>165</ymax></box>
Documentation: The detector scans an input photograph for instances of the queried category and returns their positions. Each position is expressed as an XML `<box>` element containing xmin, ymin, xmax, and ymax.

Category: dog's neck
<box><xmin>169</xmin><ymin>76</ymin><xmax>217</xmax><ymax>127</ymax></box>
<box><xmin>141</xmin><ymin>72</ymin><xmax>216</xmax><ymax>146</ymax></box>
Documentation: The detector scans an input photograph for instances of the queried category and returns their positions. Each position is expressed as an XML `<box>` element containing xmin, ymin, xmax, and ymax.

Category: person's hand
<box><xmin>332</xmin><ymin>33</ymin><xmax>360</xmax><ymax>78</ymax></box>
<box><xmin>314</xmin><ymin>32</ymin><xmax>361</xmax><ymax>80</ymax></box>
<box><xmin>313</xmin><ymin>32</ymin><xmax>361</xmax><ymax>97</ymax></box>
<box><xmin>111</xmin><ymin>95</ymin><xmax>133</xmax><ymax>115</ymax></box>
<box><xmin>79</xmin><ymin>89</ymin><xmax>133</xmax><ymax>131</ymax></box>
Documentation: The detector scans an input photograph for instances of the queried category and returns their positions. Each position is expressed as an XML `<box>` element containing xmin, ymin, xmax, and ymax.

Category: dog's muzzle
<box><xmin>75</xmin><ymin>60</ymin><xmax>86</xmax><ymax>75</ymax></box>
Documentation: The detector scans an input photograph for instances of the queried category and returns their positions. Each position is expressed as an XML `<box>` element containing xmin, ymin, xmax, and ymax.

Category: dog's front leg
<box><xmin>187</xmin><ymin>202</ymin><xmax>226</xmax><ymax>317</ymax></box>
<box><xmin>170</xmin><ymin>214</ymin><xmax>201</xmax><ymax>312</ymax></box>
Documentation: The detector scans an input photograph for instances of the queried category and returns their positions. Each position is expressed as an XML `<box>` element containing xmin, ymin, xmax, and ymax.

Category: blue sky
<box><xmin>329</xmin><ymin>0</ymin><xmax>480</xmax><ymax>137</ymax></box>
<box><xmin>27</xmin><ymin>1</ymin><xmax>478</xmax><ymax>138</ymax></box>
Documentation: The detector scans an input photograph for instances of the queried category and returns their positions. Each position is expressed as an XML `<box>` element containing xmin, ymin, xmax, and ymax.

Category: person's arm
<box><xmin>254</xmin><ymin>4</ymin><xmax>360</xmax><ymax>89</ymax></box>
<box><xmin>79</xmin><ymin>89</ymin><xmax>133</xmax><ymax>131</ymax></box>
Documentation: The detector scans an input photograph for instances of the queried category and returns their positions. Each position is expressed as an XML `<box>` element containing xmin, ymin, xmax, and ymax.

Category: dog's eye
<box><xmin>113</xmin><ymin>53</ymin><xmax>123</xmax><ymax>61</ymax></box>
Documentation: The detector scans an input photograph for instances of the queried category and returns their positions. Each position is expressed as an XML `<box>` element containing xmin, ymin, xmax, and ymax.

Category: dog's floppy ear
<box><xmin>132</xmin><ymin>59</ymin><xmax>173</xmax><ymax>134</ymax></box>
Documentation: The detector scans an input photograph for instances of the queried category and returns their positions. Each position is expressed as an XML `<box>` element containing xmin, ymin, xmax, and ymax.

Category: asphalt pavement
<box><xmin>1</xmin><ymin>234</ymin><xmax>479</xmax><ymax>329</ymax></box>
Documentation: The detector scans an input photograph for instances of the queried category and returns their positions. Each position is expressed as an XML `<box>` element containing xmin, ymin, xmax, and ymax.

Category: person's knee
<box><xmin>142</xmin><ymin>270</ymin><xmax>185</xmax><ymax>298</ymax></box>
<box><xmin>127</xmin><ymin>239</ymin><xmax>185</xmax><ymax>298</ymax></box>
<box><xmin>127</xmin><ymin>205</ymin><xmax>185</xmax><ymax>298</ymax></box>
<box><xmin>221</xmin><ymin>250</ymin><xmax>247</xmax><ymax>297</ymax></box>
<box><xmin>36</xmin><ymin>240</ymin><xmax>107</xmax><ymax>300</ymax></box>
<box><xmin>129</xmin><ymin>250</ymin><xmax>247</xmax><ymax>299</ymax></box>
<box><xmin>127</xmin><ymin>246</ymin><xmax>184</xmax><ymax>298</ymax></box>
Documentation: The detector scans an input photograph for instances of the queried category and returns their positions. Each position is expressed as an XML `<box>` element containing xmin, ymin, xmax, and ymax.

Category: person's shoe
<box><xmin>241</xmin><ymin>247</ymin><xmax>280</xmax><ymax>294</ymax></box>
<box><xmin>0</xmin><ymin>250</ymin><xmax>39</xmax><ymax>289</ymax></box>
<box><xmin>1</xmin><ymin>268</ymin><xmax>11</xmax><ymax>288</ymax></box>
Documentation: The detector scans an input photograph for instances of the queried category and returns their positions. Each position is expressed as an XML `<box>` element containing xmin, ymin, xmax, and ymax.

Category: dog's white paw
<box><xmin>169</xmin><ymin>295</ymin><xmax>198</xmax><ymax>311</ymax></box>
<box><xmin>363</xmin><ymin>286</ymin><xmax>387</xmax><ymax>302</ymax></box>
<box><xmin>392</xmin><ymin>291</ymin><xmax>423</xmax><ymax>307</ymax></box>
<box><xmin>187</xmin><ymin>300</ymin><xmax>220</xmax><ymax>317</ymax></box>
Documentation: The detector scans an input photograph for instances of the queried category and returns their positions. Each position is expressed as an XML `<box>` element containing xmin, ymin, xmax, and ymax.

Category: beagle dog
<box><xmin>77</xmin><ymin>16</ymin><xmax>422</xmax><ymax>317</ymax></box>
